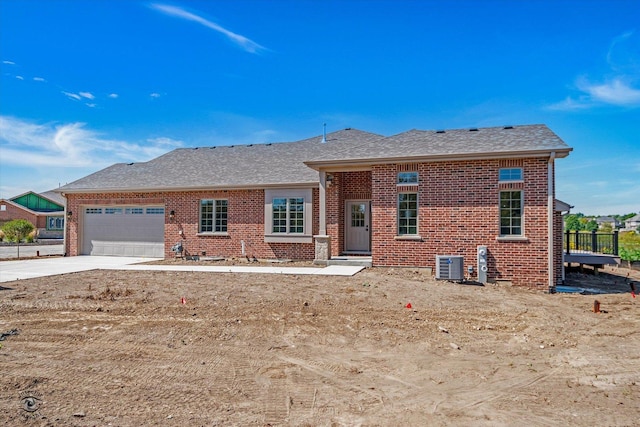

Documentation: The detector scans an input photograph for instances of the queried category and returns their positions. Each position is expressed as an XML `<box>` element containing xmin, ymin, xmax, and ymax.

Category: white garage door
<box><xmin>82</xmin><ymin>206</ymin><xmax>165</xmax><ymax>257</ymax></box>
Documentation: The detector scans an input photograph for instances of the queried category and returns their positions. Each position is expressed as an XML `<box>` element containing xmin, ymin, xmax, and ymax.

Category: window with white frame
<box><xmin>272</xmin><ymin>197</ymin><xmax>304</xmax><ymax>233</ymax></box>
<box><xmin>47</xmin><ymin>216</ymin><xmax>64</xmax><ymax>230</ymax></box>
<box><xmin>397</xmin><ymin>171</ymin><xmax>418</xmax><ymax>185</ymax></box>
<box><xmin>264</xmin><ymin>189</ymin><xmax>313</xmax><ymax>243</ymax></box>
<box><xmin>499</xmin><ymin>168</ymin><xmax>523</xmax><ymax>181</ymax></box>
<box><xmin>200</xmin><ymin>199</ymin><xmax>228</xmax><ymax>233</ymax></box>
<box><xmin>499</xmin><ymin>190</ymin><xmax>523</xmax><ymax>236</ymax></box>
<box><xmin>398</xmin><ymin>193</ymin><xmax>418</xmax><ymax>235</ymax></box>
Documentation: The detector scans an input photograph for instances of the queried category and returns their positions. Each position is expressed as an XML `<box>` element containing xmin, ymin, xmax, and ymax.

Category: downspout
<box><xmin>548</xmin><ymin>152</ymin><xmax>556</xmax><ymax>292</ymax></box>
<box><xmin>61</xmin><ymin>192</ymin><xmax>68</xmax><ymax>256</ymax></box>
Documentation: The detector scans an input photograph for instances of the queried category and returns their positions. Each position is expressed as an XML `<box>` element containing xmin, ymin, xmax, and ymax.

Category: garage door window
<box><xmin>146</xmin><ymin>207</ymin><xmax>164</xmax><ymax>214</ymax></box>
<box><xmin>125</xmin><ymin>207</ymin><xmax>144</xmax><ymax>214</ymax></box>
<box><xmin>86</xmin><ymin>208</ymin><xmax>102</xmax><ymax>214</ymax></box>
<box><xmin>105</xmin><ymin>208</ymin><xmax>123</xmax><ymax>214</ymax></box>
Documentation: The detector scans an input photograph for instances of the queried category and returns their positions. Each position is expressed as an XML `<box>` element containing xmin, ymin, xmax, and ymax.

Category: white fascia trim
<box><xmin>58</xmin><ymin>182</ymin><xmax>319</xmax><ymax>194</ymax></box>
<box><xmin>304</xmin><ymin>148</ymin><xmax>572</xmax><ymax>170</ymax></box>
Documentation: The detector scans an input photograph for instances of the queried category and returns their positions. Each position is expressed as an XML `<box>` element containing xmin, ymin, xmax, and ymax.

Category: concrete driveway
<box><xmin>0</xmin><ymin>256</ymin><xmax>364</xmax><ymax>283</ymax></box>
<box><xmin>0</xmin><ymin>256</ymin><xmax>159</xmax><ymax>283</ymax></box>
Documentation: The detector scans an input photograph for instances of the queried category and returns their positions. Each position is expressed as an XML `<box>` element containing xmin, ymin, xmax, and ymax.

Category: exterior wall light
<box><xmin>67</xmin><ymin>211</ymin><xmax>72</xmax><ymax>218</ymax></box>
<box><xmin>169</xmin><ymin>210</ymin><xmax>175</xmax><ymax>221</ymax></box>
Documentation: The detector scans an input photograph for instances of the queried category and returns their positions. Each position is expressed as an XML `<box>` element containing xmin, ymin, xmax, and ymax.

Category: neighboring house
<box><xmin>57</xmin><ymin>124</ymin><xmax>572</xmax><ymax>290</ymax></box>
<box><xmin>596</xmin><ymin>216</ymin><xmax>620</xmax><ymax>229</ymax></box>
<box><xmin>0</xmin><ymin>190</ymin><xmax>66</xmax><ymax>238</ymax></box>
<box><xmin>624</xmin><ymin>214</ymin><xmax>640</xmax><ymax>231</ymax></box>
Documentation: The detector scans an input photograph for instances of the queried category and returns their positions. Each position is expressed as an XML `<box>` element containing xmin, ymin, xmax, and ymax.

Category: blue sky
<box><xmin>1</xmin><ymin>0</ymin><xmax>639</xmax><ymax>215</ymax></box>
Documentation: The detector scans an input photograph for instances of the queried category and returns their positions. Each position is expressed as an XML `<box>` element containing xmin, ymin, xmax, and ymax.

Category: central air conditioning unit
<box><xmin>435</xmin><ymin>255</ymin><xmax>464</xmax><ymax>281</ymax></box>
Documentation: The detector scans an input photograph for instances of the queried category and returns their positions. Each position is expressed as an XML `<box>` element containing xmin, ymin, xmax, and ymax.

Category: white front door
<box><xmin>345</xmin><ymin>201</ymin><xmax>371</xmax><ymax>252</ymax></box>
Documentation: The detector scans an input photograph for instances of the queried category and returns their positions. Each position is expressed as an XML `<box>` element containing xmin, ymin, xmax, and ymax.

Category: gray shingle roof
<box><xmin>40</xmin><ymin>190</ymin><xmax>66</xmax><ymax>206</ymax></box>
<box><xmin>57</xmin><ymin>129</ymin><xmax>384</xmax><ymax>192</ymax></box>
<box><xmin>57</xmin><ymin>124</ymin><xmax>571</xmax><ymax>193</ymax></box>
<box><xmin>304</xmin><ymin>124</ymin><xmax>571</xmax><ymax>166</ymax></box>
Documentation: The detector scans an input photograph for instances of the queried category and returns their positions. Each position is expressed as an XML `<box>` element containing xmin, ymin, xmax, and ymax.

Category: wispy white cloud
<box><xmin>0</xmin><ymin>116</ymin><xmax>186</xmax><ymax>198</ymax></box>
<box><xmin>108</xmin><ymin>93</ymin><xmax>119</xmax><ymax>99</ymax></box>
<box><xmin>150</xmin><ymin>92</ymin><xmax>162</xmax><ymax>98</ymax></box>
<box><xmin>577</xmin><ymin>78</ymin><xmax>640</xmax><ymax>106</ymax></box>
<box><xmin>0</xmin><ymin>115</ymin><xmax>184</xmax><ymax>168</ymax></box>
<box><xmin>146</xmin><ymin>136</ymin><xmax>184</xmax><ymax>147</ymax></box>
<box><xmin>33</xmin><ymin>77</ymin><xmax>46</xmax><ymax>82</ymax></box>
<box><xmin>62</xmin><ymin>91</ymin><xmax>82</xmax><ymax>101</ymax></box>
<box><xmin>62</xmin><ymin>91</ymin><xmax>99</xmax><ymax>106</ymax></box>
<box><xmin>549</xmin><ymin>78</ymin><xmax>640</xmax><ymax>111</ymax></box>
<box><xmin>15</xmin><ymin>75</ymin><xmax>24</xmax><ymax>80</ymax></box>
<box><xmin>548</xmin><ymin>30</ymin><xmax>640</xmax><ymax>111</ymax></box>
<box><xmin>2</xmin><ymin>60</ymin><xmax>16</xmax><ymax>65</ymax></box>
<box><xmin>149</xmin><ymin>3</ymin><xmax>266</xmax><ymax>54</ymax></box>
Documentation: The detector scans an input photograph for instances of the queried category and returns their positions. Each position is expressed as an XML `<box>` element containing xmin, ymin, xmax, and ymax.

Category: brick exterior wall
<box><xmin>0</xmin><ymin>202</ymin><xmax>46</xmax><ymax>228</ymax></box>
<box><xmin>1</xmin><ymin>202</ymin><xmax>64</xmax><ymax>239</ymax></box>
<box><xmin>65</xmin><ymin>189</ymin><xmax>318</xmax><ymax>260</ymax></box>
<box><xmin>64</xmin><ymin>155</ymin><xmax>561</xmax><ymax>289</ymax></box>
<box><xmin>369</xmin><ymin>157</ymin><xmax>557</xmax><ymax>289</ymax></box>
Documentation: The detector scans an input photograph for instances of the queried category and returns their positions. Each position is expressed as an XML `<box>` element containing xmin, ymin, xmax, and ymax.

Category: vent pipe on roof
<box><xmin>321</xmin><ymin>123</ymin><xmax>327</xmax><ymax>143</ymax></box>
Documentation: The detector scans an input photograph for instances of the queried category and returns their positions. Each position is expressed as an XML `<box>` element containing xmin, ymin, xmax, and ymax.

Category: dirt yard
<box><xmin>1</xmin><ymin>262</ymin><xmax>639</xmax><ymax>426</ymax></box>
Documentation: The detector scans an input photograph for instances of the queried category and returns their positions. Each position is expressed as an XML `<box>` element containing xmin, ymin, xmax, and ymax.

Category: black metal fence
<box><xmin>564</xmin><ymin>230</ymin><xmax>619</xmax><ymax>255</ymax></box>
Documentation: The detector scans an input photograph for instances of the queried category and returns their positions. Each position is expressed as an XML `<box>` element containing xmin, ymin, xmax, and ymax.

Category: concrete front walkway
<box><xmin>0</xmin><ymin>256</ymin><xmax>365</xmax><ymax>283</ymax></box>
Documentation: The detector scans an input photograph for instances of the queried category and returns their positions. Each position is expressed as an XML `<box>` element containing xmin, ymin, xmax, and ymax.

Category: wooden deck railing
<box><xmin>564</xmin><ymin>230</ymin><xmax>619</xmax><ymax>255</ymax></box>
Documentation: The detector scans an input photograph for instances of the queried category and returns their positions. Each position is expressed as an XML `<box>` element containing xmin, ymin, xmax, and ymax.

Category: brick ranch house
<box><xmin>57</xmin><ymin>124</ymin><xmax>572</xmax><ymax>290</ymax></box>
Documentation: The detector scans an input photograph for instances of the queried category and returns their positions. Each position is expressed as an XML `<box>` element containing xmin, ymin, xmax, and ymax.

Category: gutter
<box><xmin>304</xmin><ymin>148</ymin><xmax>572</xmax><ymax>170</ymax></box>
<box><xmin>54</xmin><ymin>182</ymin><xmax>319</xmax><ymax>195</ymax></box>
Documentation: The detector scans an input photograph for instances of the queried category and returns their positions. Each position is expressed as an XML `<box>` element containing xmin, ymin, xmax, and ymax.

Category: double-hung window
<box><xmin>397</xmin><ymin>170</ymin><xmax>419</xmax><ymax>236</ymax></box>
<box><xmin>499</xmin><ymin>190</ymin><xmax>523</xmax><ymax>236</ymax></box>
<box><xmin>264</xmin><ymin>189</ymin><xmax>313</xmax><ymax>243</ymax></box>
<box><xmin>398</xmin><ymin>193</ymin><xmax>418</xmax><ymax>235</ymax></box>
<box><xmin>272</xmin><ymin>197</ymin><xmax>304</xmax><ymax>234</ymax></box>
<box><xmin>498</xmin><ymin>166</ymin><xmax>524</xmax><ymax>237</ymax></box>
<box><xmin>200</xmin><ymin>199</ymin><xmax>228</xmax><ymax>233</ymax></box>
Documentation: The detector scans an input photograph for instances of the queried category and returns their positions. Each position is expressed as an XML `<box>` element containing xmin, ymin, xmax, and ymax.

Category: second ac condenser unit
<box><xmin>435</xmin><ymin>255</ymin><xmax>464</xmax><ymax>281</ymax></box>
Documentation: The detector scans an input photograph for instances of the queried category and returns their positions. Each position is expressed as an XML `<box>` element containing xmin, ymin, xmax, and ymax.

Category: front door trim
<box><xmin>344</xmin><ymin>200</ymin><xmax>371</xmax><ymax>253</ymax></box>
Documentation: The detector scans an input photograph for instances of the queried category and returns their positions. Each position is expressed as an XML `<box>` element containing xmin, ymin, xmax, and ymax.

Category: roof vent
<box><xmin>469</xmin><ymin>128</ymin><xmax>478</xmax><ymax>132</ymax></box>
<box><xmin>436</xmin><ymin>130</ymin><xmax>445</xmax><ymax>134</ymax></box>
<box><xmin>210</xmin><ymin>146</ymin><xmax>216</xmax><ymax>149</ymax></box>
<box><xmin>345</xmin><ymin>127</ymin><xmax>351</xmax><ymax>130</ymax></box>
<box><xmin>247</xmin><ymin>144</ymin><xmax>253</xmax><ymax>147</ymax></box>
<box><xmin>503</xmin><ymin>125</ymin><xmax>514</xmax><ymax>129</ymax></box>
<box><xmin>321</xmin><ymin>123</ymin><xmax>327</xmax><ymax>143</ymax></box>
<box><xmin>229</xmin><ymin>145</ymin><xmax>234</xmax><ymax>148</ymax></box>
<box><xmin>127</xmin><ymin>162</ymin><xmax>135</xmax><ymax>165</ymax></box>
<box><xmin>266</xmin><ymin>143</ymin><xmax>272</xmax><ymax>146</ymax></box>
